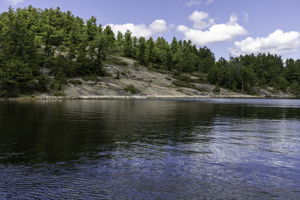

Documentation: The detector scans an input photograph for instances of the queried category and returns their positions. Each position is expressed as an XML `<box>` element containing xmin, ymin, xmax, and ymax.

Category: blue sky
<box><xmin>1</xmin><ymin>0</ymin><xmax>300</xmax><ymax>59</ymax></box>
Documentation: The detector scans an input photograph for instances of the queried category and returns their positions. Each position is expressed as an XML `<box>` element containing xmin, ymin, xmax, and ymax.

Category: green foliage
<box><xmin>149</xmin><ymin>67</ymin><xmax>170</xmax><ymax>74</ymax></box>
<box><xmin>0</xmin><ymin>6</ymin><xmax>112</xmax><ymax>97</ymax></box>
<box><xmin>53</xmin><ymin>90</ymin><xmax>66</xmax><ymax>97</ymax></box>
<box><xmin>172</xmin><ymin>74</ymin><xmax>192</xmax><ymax>83</ymax></box>
<box><xmin>82</xmin><ymin>75</ymin><xmax>99</xmax><ymax>82</ymax></box>
<box><xmin>137</xmin><ymin>37</ymin><xmax>149</xmax><ymax>66</ymax></box>
<box><xmin>172</xmin><ymin>80</ymin><xmax>194</xmax><ymax>88</ymax></box>
<box><xmin>50</xmin><ymin>80</ymin><xmax>63</xmax><ymax>91</ymax></box>
<box><xmin>213</xmin><ymin>87</ymin><xmax>221</xmax><ymax>93</ymax></box>
<box><xmin>124</xmin><ymin>85</ymin><xmax>138</xmax><ymax>94</ymax></box>
<box><xmin>123</xmin><ymin>31</ymin><xmax>134</xmax><ymax>58</ymax></box>
<box><xmin>289</xmin><ymin>82</ymin><xmax>300</xmax><ymax>96</ymax></box>
<box><xmin>0</xmin><ymin>6</ymin><xmax>299</xmax><ymax>97</ymax></box>
<box><xmin>115</xmin><ymin>71</ymin><xmax>120</xmax><ymax>80</ymax></box>
<box><xmin>68</xmin><ymin>79</ymin><xmax>83</xmax><ymax>85</ymax></box>
<box><xmin>106</xmin><ymin>57</ymin><xmax>129</xmax><ymax>66</ymax></box>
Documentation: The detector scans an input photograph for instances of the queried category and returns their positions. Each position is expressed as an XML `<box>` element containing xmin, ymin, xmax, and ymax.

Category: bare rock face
<box><xmin>35</xmin><ymin>56</ymin><xmax>294</xmax><ymax>99</ymax></box>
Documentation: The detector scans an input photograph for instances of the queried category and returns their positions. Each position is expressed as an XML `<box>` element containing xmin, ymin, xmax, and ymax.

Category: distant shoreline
<box><xmin>1</xmin><ymin>94</ymin><xmax>298</xmax><ymax>101</ymax></box>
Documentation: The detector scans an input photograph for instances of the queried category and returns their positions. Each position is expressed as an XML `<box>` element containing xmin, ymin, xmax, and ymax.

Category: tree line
<box><xmin>0</xmin><ymin>6</ymin><xmax>299</xmax><ymax>97</ymax></box>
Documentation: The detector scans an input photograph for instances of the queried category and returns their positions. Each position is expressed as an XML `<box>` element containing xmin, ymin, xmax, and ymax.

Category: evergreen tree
<box><xmin>123</xmin><ymin>30</ymin><xmax>133</xmax><ymax>58</ymax></box>
<box><xmin>137</xmin><ymin>37</ymin><xmax>148</xmax><ymax>66</ymax></box>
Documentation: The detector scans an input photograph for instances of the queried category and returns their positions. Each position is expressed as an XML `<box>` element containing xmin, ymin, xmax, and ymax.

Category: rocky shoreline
<box><xmin>1</xmin><ymin>94</ymin><xmax>297</xmax><ymax>101</ymax></box>
<box><xmin>1</xmin><ymin>57</ymin><xmax>297</xmax><ymax>101</ymax></box>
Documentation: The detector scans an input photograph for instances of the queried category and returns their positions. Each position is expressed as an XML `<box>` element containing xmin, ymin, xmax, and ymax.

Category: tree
<box><xmin>137</xmin><ymin>37</ymin><xmax>149</xmax><ymax>66</ymax></box>
<box><xmin>123</xmin><ymin>30</ymin><xmax>133</xmax><ymax>57</ymax></box>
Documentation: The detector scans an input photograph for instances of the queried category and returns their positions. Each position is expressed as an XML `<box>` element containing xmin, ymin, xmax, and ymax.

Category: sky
<box><xmin>1</xmin><ymin>0</ymin><xmax>300</xmax><ymax>60</ymax></box>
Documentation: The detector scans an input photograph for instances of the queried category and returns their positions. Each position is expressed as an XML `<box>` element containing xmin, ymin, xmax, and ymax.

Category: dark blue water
<box><xmin>0</xmin><ymin>99</ymin><xmax>300</xmax><ymax>199</ymax></box>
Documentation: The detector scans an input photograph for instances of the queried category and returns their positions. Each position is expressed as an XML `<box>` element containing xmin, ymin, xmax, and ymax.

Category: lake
<box><xmin>0</xmin><ymin>99</ymin><xmax>300</xmax><ymax>199</ymax></box>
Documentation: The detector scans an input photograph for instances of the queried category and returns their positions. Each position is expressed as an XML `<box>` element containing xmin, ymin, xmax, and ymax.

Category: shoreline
<box><xmin>1</xmin><ymin>94</ymin><xmax>298</xmax><ymax>101</ymax></box>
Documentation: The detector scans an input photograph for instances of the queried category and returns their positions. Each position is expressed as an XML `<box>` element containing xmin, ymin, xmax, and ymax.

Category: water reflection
<box><xmin>0</xmin><ymin>99</ymin><xmax>300</xmax><ymax>199</ymax></box>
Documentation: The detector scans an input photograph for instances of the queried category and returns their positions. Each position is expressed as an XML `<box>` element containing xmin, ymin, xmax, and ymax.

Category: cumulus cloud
<box><xmin>189</xmin><ymin>11</ymin><xmax>215</xmax><ymax>29</ymax></box>
<box><xmin>177</xmin><ymin>13</ymin><xmax>247</xmax><ymax>45</ymax></box>
<box><xmin>6</xmin><ymin>0</ymin><xmax>24</xmax><ymax>5</ymax></box>
<box><xmin>107</xmin><ymin>19</ymin><xmax>169</xmax><ymax>38</ymax></box>
<box><xmin>229</xmin><ymin>29</ymin><xmax>300</xmax><ymax>56</ymax></box>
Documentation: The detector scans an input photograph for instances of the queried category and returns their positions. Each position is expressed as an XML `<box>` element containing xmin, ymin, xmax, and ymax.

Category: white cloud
<box><xmin>177</xmin><ymin>13</ymin><xmax>247</xmax><ymax>45</ymax></box>
<box><xmin>177</xmin><ymin>25</ymin><xmax>189</xmax><ymax>33</ymax></box>
<box><xmin>149</xmin><ymin>20</ymin><xmax>168</xmax><ymax>35</ymax></box>
<box><xmin>186</xmin><ymin>0</ymin><xmax>201</xmax><ymax>7</ymax></box>
<box><xmin>229</xmin><ymin>29</ymin><xmax>300</xmax><ymax>56</ymax></box>
<box><xmin>107</xmin><ymin>19</ymin><xmax>169</xmax><ymax>38</ymax></box>
<box><xmin>189</xmin><ymin>11</ymin><xmax>215</xmax><ymax>29</ymax></box>
<box><xmin>6</xmin><ymin>0</ymin><xmax>24</xmax><ymax>5</ymax></box>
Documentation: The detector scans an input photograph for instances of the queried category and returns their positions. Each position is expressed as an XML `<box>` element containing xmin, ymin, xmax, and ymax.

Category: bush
<box><xmin>101</xmin><ymin>71</ymin><xmax>112</xmax><ymax>77</ymax></box>
<box><xmin>133</xmin><ymin>62</ymin><xmax>140</xmax><ymax>68</ymax></box>
<box><xmin>213</xmin><ymin>86</ymin><xmax>221</xmax><ymax>93</ymax></box>
<box><xmin>50</xmin><ymin>80</ymin><xmax>63</xmax><ymax>91</ymax></box>
<box><xmin>172</xmin><ymin>80</ymin><xmax>194</xmax><ymax>88</ymax></box>
<box><xmin>53</xmin><ymin>90</ymin><xmax>66</xmax><ymax>96</ymax></box>
<box><xmin>82</xmin><ymin>75</ymin><xmax>99</xmax><ymax>82</ymax></box>
<box><xmin>289</xmin><ymin>82</ymin><xmax>300</xmax><ymax>95</ymax></box>
<box><xmin>149</xmin><ymin>67</ymin><xmax>170</xmax><ymax>74</ymax></box>
<box><xmin>68</xmin><ymin>79</ymin><xmax>83</xmax><ymax>85</ymax></box>
<box><xmin>194</xmin><ymin>87</ymin><xmax>208</xmax><ymax>93</ymax></box>
<box><xmin>115</xmin><ymin>71</ymin><xmax>120</xmax><ymax>80</ymax></box>
<box><xmin>172</xmin><ymin>74</ymin><xmax>192</xmax><ymax>83</ymax></box>
<box><xmin>124</xmin><ymin>85</ymin><xmax>139</xmax><ymax>94</ymax></box>
<box><xmin>107</xmin><ymin>57</ymin><xmax>129</xmax><ymax>66</ymax></box>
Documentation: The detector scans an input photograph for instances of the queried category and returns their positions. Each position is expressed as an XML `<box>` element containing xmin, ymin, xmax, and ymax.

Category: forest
<box><xmin>0</xmin><ymin>6</ymin><xmax>300</xmax><ymax>97</ymax></box>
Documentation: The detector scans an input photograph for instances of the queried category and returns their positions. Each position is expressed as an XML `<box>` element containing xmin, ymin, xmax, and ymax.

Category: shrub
<box><xmin>107</xmin><ymin>57</ymin><xmax>129</xmax><ymax>66</ymax></box>
<box><xmin>101</xmin><ymin>71</ymin><xmax>112</xmax><ymax>77</ymax></box>
<box><xmin>124</xmin><ymin>85</ymin><xmax>139</xmax><ymax>94</ymax></box>
<box><xmin>149</xmin><ymin>67</ymin><xmax>170</xmax><ymax>74</ymax></box>
<box><xmin>133</xmin><ymin>62</ymin><xmax>140</xmax><ymax>68</ymax></box>
<box><xmin>68</xmin><ymin>79</ymin><xmax>83</xmax><ymax>85</ymax></box>
<box><xmin>172</xmin><ymin>74</ymin><xmax>192</xmax><ymax>83</ymax></box>
<box><xmin>213</xmin><ymin>86</ymin><xmax>221</xmax><ymax>93</ymax></box>
<box><xmin>82</xmin><ymin>75</ymin><xmax>99</xmax><ymax>82</ymax></box>
<box><xmin>172</xmin><ymin>80</ymin><xmax>194</xmax><ymax>88</ymax></box>
<box><xmin>115</xmin><ymin>71</ymin><xmax>120</xmax><ymax>80</ymax></box>
<box><xmin>289</xmin><ymin>82</ymin><xmax>300</xmax><ymax>95</ymax></box>
<box><xmin>50</xmin><ymin>80</ymin><xmax>63</xmax><ymax>91</ymax></box>
<box><xmin>194</xmin><ymin>87</ymin><xmax>208</xmax><ymax>93</ymax></box>
<box><xmin>53</xmin><ymin>90</ymin><xmax>66</xmax><ymax>97</ymax></box>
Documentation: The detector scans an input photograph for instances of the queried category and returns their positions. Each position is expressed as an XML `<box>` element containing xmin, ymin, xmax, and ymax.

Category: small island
<box><xmin>0</xmin><ymin>7</ymin><xmax>299</xmax><ymax>100</ymax></box>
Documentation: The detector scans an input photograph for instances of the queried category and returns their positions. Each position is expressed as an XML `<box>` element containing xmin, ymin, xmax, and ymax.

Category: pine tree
<box><xmin>123</xmin><ymin>31</ymin><xmax>133</xmax><ymax>58</ymax></box>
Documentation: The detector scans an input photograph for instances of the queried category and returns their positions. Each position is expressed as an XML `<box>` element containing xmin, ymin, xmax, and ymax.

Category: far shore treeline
<box><xmin>0</xmin><ymin>6</ymin><xmax>300</xmax><ymax>97</ymax></box>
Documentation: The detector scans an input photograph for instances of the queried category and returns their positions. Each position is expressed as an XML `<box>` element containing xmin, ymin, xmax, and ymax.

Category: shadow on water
<box><xmin>0</xmin><ymin>99</ymin><xmax>300</xmax><ymax>199</ymax></box>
